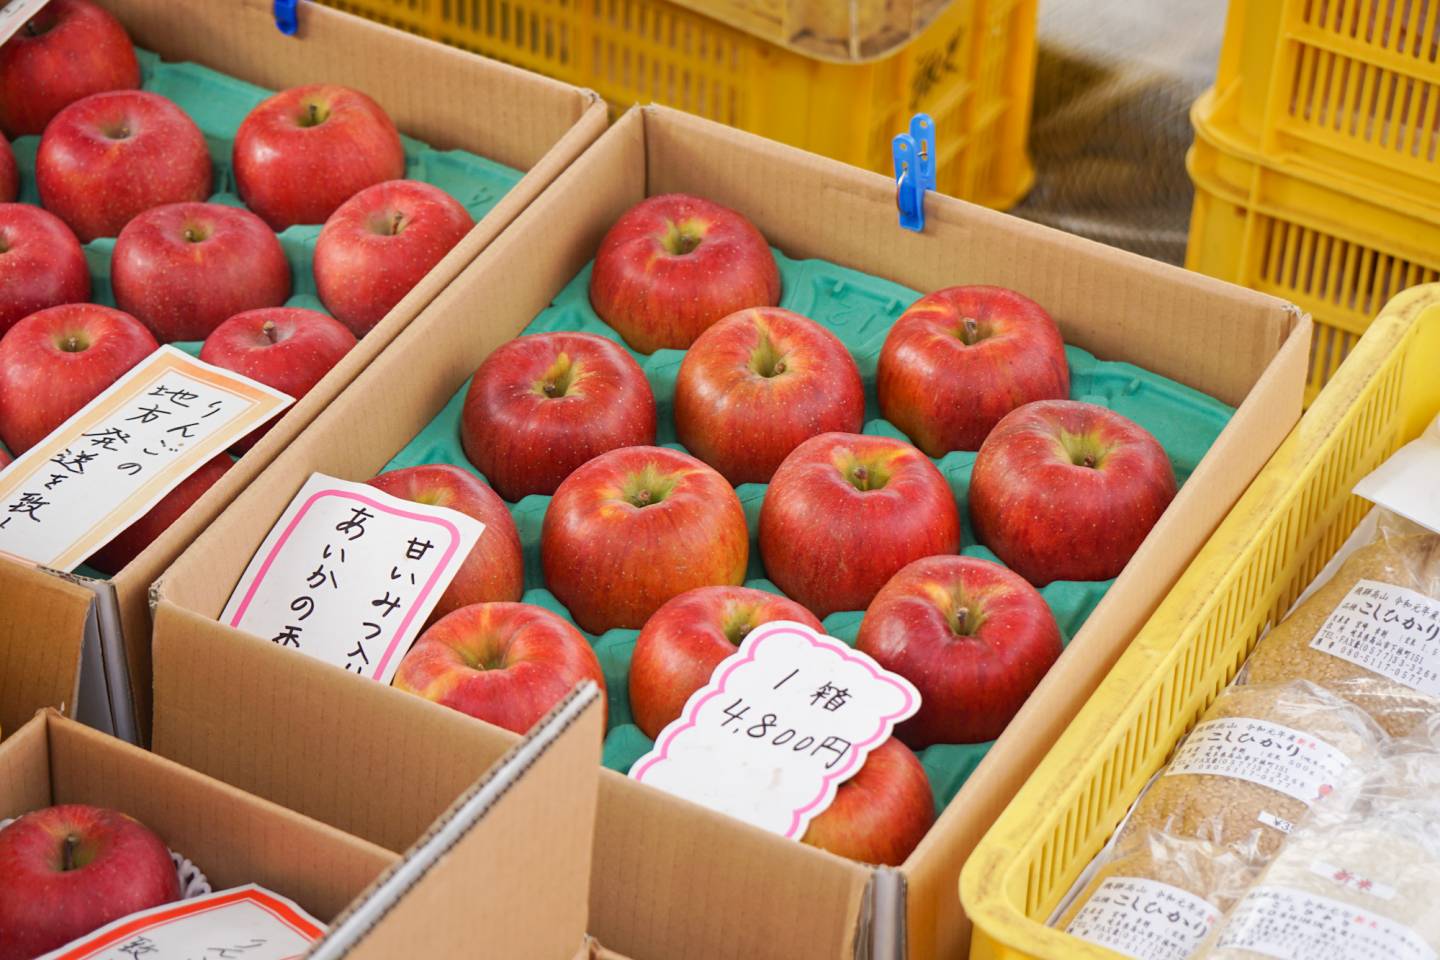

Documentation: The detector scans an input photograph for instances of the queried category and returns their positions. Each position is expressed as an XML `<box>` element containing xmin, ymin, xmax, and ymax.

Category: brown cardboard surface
<box><xmin>0</xmin><ymin>0</ymin><xmax>606</xmax><ymax>745</ymax></box>
<box><xmin>0</xmin><ymin>563</ymin><xmax>89</xmax><ymax>738</ymax></box>
<box><xmin>152</xmin><ymin>106</ymin><xmax>1310</xmax><ymax>959</ymax></box>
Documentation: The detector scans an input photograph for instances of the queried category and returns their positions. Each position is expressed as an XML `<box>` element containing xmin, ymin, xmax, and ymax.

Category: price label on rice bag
<box><xmin>0</xmin><ymin>347</ymin><xmax>291</xmax><ymax>571</ymax></box>
<box><xmin>36</xmin><ymin>885</ymin><xmax>324</xmax><ymax>960</ymax></box>
<box><xmin>0</xmin><ymin>0</ymin><xmax>51</xmax><ymax>45</ymax></box>
<box><xmin>221</xmin><ymin>472</ymin><xmax>483</xmax><ymax>683</ymax></box>
<box><xmin>1064</xmin><ymin>876</ymin><xmax>1220</xmax><ymax>960</ymax></box>
<box><xmin>1164</xmin><ymin>717</ymin><xmax>1351</xmax><ymax>805</ymax></box>
<box><xmin>1217</xmin><ymin>885</ymin><xmax>1434</xmax><ymax>960</ymax></box>
<box><xmin>630</xmin><ymin>620</ymin><xmax>920</xmax><ymax>840</ymax></box>
<box><xmin>1353</xmin><ymin>421</ymin><xmax>1440</xmax><ymax>534</ymax></box>
<box><xmin>1311</xmin><ymin>579</ymin><xmax>1440</xmax><ymax>697</ymax></box>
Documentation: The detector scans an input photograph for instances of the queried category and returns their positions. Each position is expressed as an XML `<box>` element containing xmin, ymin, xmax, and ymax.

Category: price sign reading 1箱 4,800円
<box><xmin>631</xmin><ymin>620</ymin><xmax>921</xmax><ymax>840</ymax></box>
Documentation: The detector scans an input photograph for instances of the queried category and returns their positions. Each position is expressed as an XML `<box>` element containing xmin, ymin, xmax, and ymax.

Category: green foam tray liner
<box><xmin>6</xmin><ymin>48</ymin><xmax>522</xmax><ymax>580</ymax></box>
<box><xmin>384</xmin><ymin>250</ymin><xmax>1236</xmax><ymax>816</ymax></box>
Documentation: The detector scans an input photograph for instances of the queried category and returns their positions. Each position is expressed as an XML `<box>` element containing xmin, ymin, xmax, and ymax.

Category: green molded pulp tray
<box><xmin>384</xmin><ymin>250</ymin><xmax>1236</xmax><ymax>814</ymax></box>
<box><xmin>6</xmin><ymin>48</ymin><xmax>522</xmax><ymax>578</ymax></box>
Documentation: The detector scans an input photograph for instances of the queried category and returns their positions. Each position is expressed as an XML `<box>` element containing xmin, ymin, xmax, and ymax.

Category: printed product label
<box><xmin>1217</xmin><ymin>885</ymin><xmax>1434</xmax><ymax>960</ymax></box>
<box><xmin>1064</xmin><ymin>876</ymin><xmax>1219</xmax><ymax>960</ymax></box>
<box><xmin>1311</xmin><ymin>579</ymin><xmax>1440</xmax><ymax>697</ymax></box>
<box><xmin>1164</xmin><ymin>717</ymin><xmax>1351</xmax><ymax>805</ymax></box>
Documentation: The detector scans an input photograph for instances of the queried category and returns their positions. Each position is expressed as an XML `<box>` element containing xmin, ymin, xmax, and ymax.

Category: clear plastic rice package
<box><xmin>1118</xmin><ymin>681</ymin><xmax>1384</xmax><ymax>862</ymax></box>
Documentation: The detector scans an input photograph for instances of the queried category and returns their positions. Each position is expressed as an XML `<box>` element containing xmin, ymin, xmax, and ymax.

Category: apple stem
<box><xmin>851</xmin><ymin>465</ymin><xmax>870</xmax><ymax>490</ymax></box>
<box><xmin>391</xmin><ymin>212</ymin><xmax>404</xmax><ymax>236</ymax></box>
<box><xmin>23</xmin><ymin>19</ymin><xmax>39</xmax><ymax>36</ymax></box>
<box><xmin>308</xmin><ymin>102</ymin><xmax>320</xmax><ymax>125</ymax></box>
<box><xmin>63</xmin><ymin>335</ymin><xmax>83</xmax><ymax>352</ymax></box>
<box><xmin>262</xmin><ymin>320</ymin><xmax>279</xmax><ymax>345</ymax></box>
<box><xmin>1082</xmin><ymin>454</ymin><xmax>1096</xmax><ymax>468</ymax></box>
<box><xmin>773</xmin><ymin>361</ymin><xmax>786</xmax><ymax>374</ymax></box>
<box><xmin>61</xmin><ymin>834</ymin><xmax>79</xmax><ymax>872</ymax></box>
<box><xmin>633</xmin><ymin>489</ymin><xmax>652</xmax><ymax>506</ymax></box>
<box><xmin>542</xmin><ymin>381</ymin><xmax>561</xmax><ymax>398</ymax></box>
<box><xmin>954</xmin><ymin>608</ymin><xmax>969</xmax><ymax>634</ymax></box>
<box><xmin>961</xmin><ymin>317</ymin><xmax>980</xmax><ymax>345</ymax></box>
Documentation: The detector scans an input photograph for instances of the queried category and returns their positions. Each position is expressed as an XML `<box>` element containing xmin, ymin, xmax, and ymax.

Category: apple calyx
<box><xmin>535</xmin><ymin>353</ymin><xmax>579</xmax><ymax>399</ymax></box>
<box><xmin>620</xmin><ymin>463</ymin><xmax>677</xmax><ymax>509</ymax></box>
<box><xmin>659</xmin><ymin>219</ymin><xmax>705</xmax><ymax>257</ymax></box>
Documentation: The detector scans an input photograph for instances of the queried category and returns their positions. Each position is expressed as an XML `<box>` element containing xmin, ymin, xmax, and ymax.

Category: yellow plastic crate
<box><xmin>317</xmin><ymin>0</ymin><xmax>1037</xmax><ymax>208</ymax></box>
<box><xmin>1211</xmin><ymin>0</ymin><xmax>1440</xmax><ymax>218</ymax></box>
<box><xmin>1186</xmin><ymin>87</ymin><xmax>1440</xmax><ymax>404</ymax></box>
<box><xmin>961</xmin><ymin>282</ymin><xmax>1440</xmax><ymax>959</ymax></box>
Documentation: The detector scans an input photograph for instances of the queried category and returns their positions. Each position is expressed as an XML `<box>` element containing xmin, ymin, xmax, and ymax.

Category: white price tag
<box><xmin>630</xmin><ymin>620</ymin><xmax>920</xmax><ymax>840</ymax></box>
<box><xmin>1064</xmin><ymin>876</ymin><xmax>1220</xmax><ymax>960</ymax></box>
<box><xmin>0</xmin><ymin>0</ymin><xmax>50</xmax><ymax>46</ymax></box>
<box><xmin>0</xmin><ymin>347</ymin><xmax>291</xmax><ymax>571</ymax></box>
<box><xmin>1165</xmin><ymin>717</ymin><xmax>1351</xmax><ymax>805</ymax></box>
<box><xmin>1354</xmin><ymin>419</ymin><xmax>1440</xmax><ymax>534</ymax></box>
<box><xmin>220</xmin><ymin>472</ymin><xmax>483</xmax><ymax>683</ymax></box>
<box><xmin>36</xmin><ymin>885</ymin><xmax>324</xmax><ymax>960</ymax></box>
<box><xmin>1218</xmin><ymin>884</ymin><xmax>1434</xmax><ymax>960</ymax></box>
<box><xmin>1311</xmin><ymin>579</ymin><xmax>1440</xmax><ymax>696</ymax></box>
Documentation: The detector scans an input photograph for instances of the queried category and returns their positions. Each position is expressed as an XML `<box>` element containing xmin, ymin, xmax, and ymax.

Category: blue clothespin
<box><xmin>892</xmin><ymin>113</ymin><xmax>936</xmax><ymax>232</ymax></box>
<box><xmin>274</xmin><ymin>0</ymin><xmax>299</xmax><ymax>35</ymax></box>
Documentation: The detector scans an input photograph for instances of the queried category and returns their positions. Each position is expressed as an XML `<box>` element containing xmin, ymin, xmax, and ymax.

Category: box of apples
<box><xmin>0</xmin><ymin>0</ymin><xmax>606</xmax><ymax>745</ymax></box>
<box><xmin>0</xmin><ymin>682</ymin><xmax>611</xmax><ymax>960</ymax></box>
<box><xmin>150</xmin><ymin>106</ymin><xmax>1312</xmax><ymax>960</ymax></box>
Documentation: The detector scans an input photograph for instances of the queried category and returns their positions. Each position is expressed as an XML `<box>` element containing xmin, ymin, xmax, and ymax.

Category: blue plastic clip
<box><xmin>892</xmin><ymin>114</ymin><xmax>936</xmax><ymax>232</ymax></box>
<box><xmin>274</xmin><ymin>0</ymin><xmax>299</xmax><ymax>35</ymax></box>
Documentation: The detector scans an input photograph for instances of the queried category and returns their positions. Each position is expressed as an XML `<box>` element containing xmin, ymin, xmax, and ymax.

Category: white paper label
<box><xmin>630</xmin><ymin>620</ymin><xmax>920</xmax><ymax>840</ymax></box>
<box><xmin>1164</xmin><ymin>717</ymin><xmax>1351</xmax><ymax>805</ymax></box>
<box><xmin>1064</xmin><ymin>876</ymin><xmax>1220</xmax><ymax>960</ymax></box>
<box><xmin>0</xmin><ymin>346</ymin><xmax>291</xmax><ymax>571</ymax></box>
<box><xmin>1217</xmin><ymin>884</ymin><xmax>1434</xmax><ymax>960</ymax></box>
<box><xmin>36</xmin><ymin>885</ymin><xmax>324</xmax><ymax>960</ymax></box>
<box><xmin>1310</xmin><ymin>861</ymin><xmax>1397</xmax><ymax>901</ymax></box>
<box><xmin>1353</xmin><ymin>420</ymin><xmax>1440</xmax><ymax>534</ymax></box>
<box><xmin>0</xmin><ymin>0</ymin><xmax>51</xmax><ymax>45</ymax></box>
<box><xmin>220</xmin><ymin>472</ymin><xmax>483</xmax><ymax>683</ymax></box>
<box><xmin>1257</xmin><ymin>810</ymin><xmax>1295</xmax><ymax>835</ymax></box>
<box><xmin>1311</xmin><ymin>579</ymin><xmax>1440</xmax><ymax>696</ymax></box>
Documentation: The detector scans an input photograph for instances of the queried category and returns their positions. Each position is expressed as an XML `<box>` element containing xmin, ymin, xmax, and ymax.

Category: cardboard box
<box><xmin>2</xmin><ymin>680</ymin><xmax>608</xmax><ymax>959</ymax></box>
<box><xmin>150</xmin><ymin>105</ymin><xmax>1311</xmax><ymax>959</ymax></box>
<box><xmin>0</xmin><ymin>0</ymin><xmax>608</xmax><ymax>746</ymax></box>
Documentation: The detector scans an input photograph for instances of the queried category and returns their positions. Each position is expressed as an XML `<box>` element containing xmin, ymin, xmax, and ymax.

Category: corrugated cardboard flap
<box><xmin>0</xmin><ymin>563</ymin><xmax>90</xmax><ymax>737</ymax></box>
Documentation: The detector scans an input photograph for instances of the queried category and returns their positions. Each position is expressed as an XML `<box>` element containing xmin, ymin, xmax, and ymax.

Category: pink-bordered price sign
<box><xmin>631</xmin><ymin>620</ymin><xmax>921</xmax><ymax>840</ymax></box>
<box><xmin>221</xmin><ymin>472</ymin><xmax>483</xmax><ymax>683</ymax></box>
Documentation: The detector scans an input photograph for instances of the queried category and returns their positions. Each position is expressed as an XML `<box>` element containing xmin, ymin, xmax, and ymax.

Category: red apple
<box><xmin>87</xmin><ymin>454</ymin><xmax>233</xmax><ymax>574</ymax></box>
<box><xmin>856</xmin><ymin>555</ymin><xmax>1062</xmax><ymax>746</ymax></box>
<box><xmin>314</xmin><ymin>180</ymin><xmax>474</xmax><ymax>337</ymax></box>
<box><xmin>233</xmin><ymin>84</ymin><xmax>405</xmax><ymax>230</ymax></box>
<box><xmin>0</xmin><ymin>446</ymin><xmax>10</xmax><ymax>470</ymax></box>
<box><xmin>37</xmin><ymin>90</ymin><xmax>211</xmax><ymax>243</ymax></box>
<box><xmin>799</xmin><ymin>738</ymin><xmax>934</xmax><ymax>866</ymax></box>
<box><xmin>393</xmin><ymin>601</ymin><xmax>606</xmax><ymax>734</ymax></box>
<box><xmin>970</xmin><ymin>399</ymin><xmax>1177</xmax><ymax>585</ymax></box>
<box><xmin>629</xmin><ymin>585</ymin><xmax>822</xmax><ymax>739</ymax></box>
<box><xmin>759</xmin><ymin>432</ymin><xmax>961</xmax><ymax>617</ymax></box>
<box><xmin>198</xmin><ymin>307</ymin><xmax>355</xmax><ymax>452</ymax></box>
<box><xmin>0</xmin><ymin>0</ymin><xmax>140</xmax><ymax>138</ymax></box>
<box><xmin>0</xmin><ymin>304</ymin><xmax>157</xmax><ymax>454</ymax></box>
<box><xmin>114</xmin><ymin>203</ymin><xmax>291</xmax><ymax>341</ymax></box>
<box><xmin>366</xmin><ymin>464</ymin><xmax>524</xmax><ymax>622</ymax></box>
<box><xmin>589</xmin><ymin>193</ymin><xmax>780</xmax><ymax>353</ymax></box>
<box><xmin>674</xmin><ymin>307</ymin><xmax>864</xmax><ymax>485</ymax></box>
<box><xmin>0</xmin><ymin>804</ymin><xmax>179</xmax><ymax>960</ymax></box>
<box><xmin>878</xmin><ymin>285</ymin><xmax>1070</xmax><ymax>456</ymax></box>
<box><xmin>461</xmin><ymin>332</ymin><xmax>656</xmax><ymax>501</ymax></box>
<box><xmin>0</xmin><ymin>134</ymin><xmax>16</xmax><ymax>202</ymax></box>
<box><xmin>542</xmin><ymin>446</ymin><xmax>748</xmax><ymax>634</ymax></box>
<box><xmin>0</xmin><ymin>204</ymin><xmax>90</xmax><ymax>337</ymax></box>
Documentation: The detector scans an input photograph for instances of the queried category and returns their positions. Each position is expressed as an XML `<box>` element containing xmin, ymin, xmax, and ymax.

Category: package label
<box><xmin>1309</xmin><ymin>861</ymin><xmax>1397</xmax><ymax>901</ymax></box>
<box><xmin>1311</xmin><ymin>579</ymin><xmax>1440</xmax><ymax>697</ymax></box>
<box><xmin>630</xmin><ymin>620</ymin><xmax>920</xmax><ymax>839</ymax></box>
<box><xmin>1353</xmin><ymin>423</ymin><xmax>1440</xmax><ymax>534</ymax></box>
<box><xmin>0</xmin><ymin>0</ymin><xmax>52</xmax><ymax>45</ymax></box>
<box><xmin>1164</xmin><ymin>717</ymin><xmax>1351</xmax><ymax>805</ymax></box>
<box><xmin>221</xmin><ymin>473</ymin><xmax>483</xmax><ymax>683</ymax></box>
<box><xmin>1257</xmin><ymin>810</ymin><xmax>1295</xmax><ymax>835</ymax></box>
<box><xmin>1064</xmin><ymin>876</ymin><xmax>1219</xmax><ymax>960</ymax></box>
<box><xmin>37</xmin><ymin>885</ymin><xmax>324</xmax><ymax>960</ymax></box>
<box><xmin>1217</xmin><ymin>884</ymin><xmax>1434</xmax><ymax>960</ymax></box>
<box><xmin>0</xmin><ymin>347</ymin><xmax>291</xmax><ymax>571</ymax></box>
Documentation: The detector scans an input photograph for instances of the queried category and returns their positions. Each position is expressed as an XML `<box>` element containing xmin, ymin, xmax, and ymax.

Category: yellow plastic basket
<box><xmin>961</xmin><ymin>283</ymin><xmax>1440</xmax><ymax>960</ymax></box>
<box><xmin>1186</xmin><ymin>87</ymin><xmax>1440</xmax><ymax>404</ymax></box>
<box><xmin>317</xmin><ymin>0</ymin><xmax>1037</xmax><ymax>208</ymax></box>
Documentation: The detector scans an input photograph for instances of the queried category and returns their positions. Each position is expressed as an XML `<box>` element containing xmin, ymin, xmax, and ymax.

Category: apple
<box><xmin>628</xmin><ymin>585</ymin><xmax>822</xmax><ymax>739</ymax></box>
<box><xmin>878</xmin><ymin>285</ymin><xmax>1070</xmax><ymax>456</ymax></box>
<box><xmin>589</xmin><ymin>193</ymin><xmax>780</xmax><ymax>353</ymax></box>
<box><xmin>856</xmin><ymin>555</ymin><xmax>1062</xmax><ymax>747</ymax></box>
<box><xmin>37</xmin><ymin>90</ymin><xmax>211</xmax><ymax>243</ymax></box>
<box><xmin>113</xmin><ymin>202</ymin><xmax>291</xmax><ymax>341</ymax></box>
<box><xmin>799</xmin><ymin>737</ymin><xmax>934</xmax><ymax>866</ymax></box>
<box><xmin>674</xmin><ymin>307</ymin><xmax>864</xmax><ymax>485</ymax></box>
<box><xmin>970</xmin><ymin>399</ymin><xmax>1177</xmax><ymax>585</ymax></box>
<box><xmin>461</xmin><ymin>332</ymin><xmax>656</xmax><ymax>501</ymax></box>
<box><xmin>0</xmin><ymin>0</ymin><xmax>140</xmax><ymax>138</ymax></box>
<box><xmin>759</xmin><ymin>432</ymin><xmax>961</xmax><ymax>617</ymax></box>
<box><xmin>0</xmin><ymin>204</ymin><xmax>91</xmax><ymax>337</ymax></box>
<box><xmin>0</xmin><ymin>446</ymin><xmax>10</xmax><ymax>470</ymax></box>
<box><xmin>87</xmin><ymin>454</ymin><xmax>233</xmax><ymax>574</ymax></box>
<box><xmin>0</xmin><ymin>134</ymin><xmax>16</xmax><ymax>202</ymax></box>
<box><xmin>199</xmin><ymin>307</ymin><xmax>355</xmax><ymax>452</ymax></box>
<box><xmin>233</xmin><ymin>84</ymin><xmax>405</xmax><ymax>230</ymax></box>
<box><xmin>542</xmin><ymin>446</ymin><xmax>748</xmax><ymax>634</ymax></box>
<box><xmin>393</xmin><ymin>601</ymin><xmax>607</xmax><ymax>734</ymax></box>
<box><xmin>314</xmin><ymin>180</ymin><xmax>474</xmax><ymax>337</ymax></box>
<box><xmin>366</xmin><ymin>464</ymin><xmax>524</xmax><ymax>621</ymax></box>
<box><xmin>0</xmin><ymin>304</ymin><xmax>157</xmax><ymax>454</ymax></box>
<box><xmin>0</xmin><ymin>803</ymin><xmax>179</xmax><ymax>960</ymax></box>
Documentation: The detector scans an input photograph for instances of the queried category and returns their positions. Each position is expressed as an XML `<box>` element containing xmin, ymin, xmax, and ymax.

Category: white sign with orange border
<box><xmin>36</xmin><ymin>884</ymin><xmax>324</xmax><ymax>960</ymax></box>
<box><xmin>0</xmin><ymin>346</ymin><xmax>291</xmax><ymax>571</ymax></box>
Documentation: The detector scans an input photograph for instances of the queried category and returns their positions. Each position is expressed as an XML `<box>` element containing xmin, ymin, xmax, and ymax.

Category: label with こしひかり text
<box><xmin>1164</xmin><ymin>716</ymin><xmax>1351</xmax><ymax>806</ymax></box>
<box><xmin>1311</xmin><ymin>579</ymin><xmax>1440</xmax><ymax>697</ymax></box>
<box><xmin>1217</xmin><ymin>884</ymin><xmax>1433</xmax><ymax>960</ymax></box>
<box><xmin>1064</xmin><ymin>876</ymin><xmax>1219</xmax><ymax>960</ymax></box>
